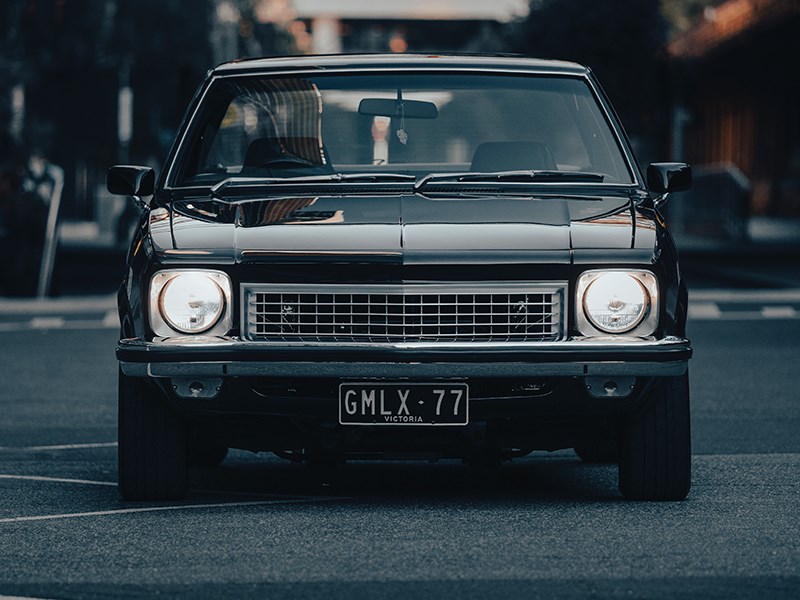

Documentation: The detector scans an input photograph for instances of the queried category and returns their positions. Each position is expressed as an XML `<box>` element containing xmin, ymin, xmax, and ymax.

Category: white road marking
<box><xmin>0</xmin><ymin>442</ymin><xmax>117</xmax><ymax>452</ymax></box>
<box><xmin>58</xmin><ymin>319</ymin><xmax>117</xmax><ymax>330</ymax></box>
<box><xmin>761</xmin><ymin>305</ymin><xmax>797</xmax><ymax>318</ymax></box>
<box><xmin>692</xmin><ymin>310</ymin><xmax>796</xmax><ymax>321</ymax></box>
<box><xmin>0</xmin><ymin>474</ymin><xmax>116</xmax><ymax>486</ymax></box>
<box><xmin>0</xmin><ymin>319</ymin><xmax>117</xmax><ymax>333</ymax></box>
<box><xmin>102</xmin><ymin>309</ymin><xmax>119</xmax><ymax>327</ymax></box>
<box><xmin>0</xmin><ymin>498</ymin><xmax>339</xmax><ymax>524</ymax></box>
<box><xmin>0</xmin><ymin>471</ymin><xmax>328</xmax><ymax>496</ymax></box>
<box><xmin>690</xmin><ymin>288</ymin><xmax>800</xmax><ymax>303</ymax></box>
<box><xmin>688</xmin><ymin>302</ymin><xmax>800</xmax><ymax>320</ymax></box>
<box><xmin>29</xmin><ymin>317</ymin><xmax>65</xmax><ymax>329</ymax></box>
<box><xmin>687</xmin><ymin>302</ymin><xmax>721</xmax><ymax>319</ymax></box>
<box><xmin>0</xmin><ymin>294</ymin><xmax>116</xmax><ymax>315</ymax></box>
<box><xmin>26</xmin><ymin>442</ymin><xmax>117</xmax><ymax>451</ymax></box>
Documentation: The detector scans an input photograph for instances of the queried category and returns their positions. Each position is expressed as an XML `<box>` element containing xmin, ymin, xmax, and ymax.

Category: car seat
<box><xmin>470</xmin><ymin>141</ymin><xmax>557</xmax><ymax>172</ymax></box>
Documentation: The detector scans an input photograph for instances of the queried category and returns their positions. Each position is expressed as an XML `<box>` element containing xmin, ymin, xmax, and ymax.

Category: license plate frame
<box><xmin>338</xmin><ymin>382</ymin><xmax>469</xmax><ymax>426</ymax></box>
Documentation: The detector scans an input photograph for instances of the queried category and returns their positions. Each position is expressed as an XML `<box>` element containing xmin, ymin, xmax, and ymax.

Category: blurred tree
<box><xmin>114</xmin><ymin>0</ymin><xmax>214</xmax><ymax>164</ymax></box>
<box><xmin>0</xmin><ymin>0</ymin><xmax>214</xmax><ymax>214</ymax></box>
<box><xmin>0</xmin><ymin>0</ymin><xmax>297</xmax><ymax>219</ymax></box>
<box><xmin>661</xmin><ymin>0</ymin><xmax>722</xmax><ymax>37</ymax></box>
<box><xmin>507</xmin><ymin>0</ymin><xmax>669</xmax><ymax>157</ymax></box>
<box><xmin>235</xmin><ymin>0</ymin><xmax>298</xmax><ymax>60</ymax></box>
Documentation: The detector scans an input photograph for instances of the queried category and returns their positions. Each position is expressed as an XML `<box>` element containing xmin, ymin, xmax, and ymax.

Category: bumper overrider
<box><xmin>117</xmin><ymin>336</ymin><xmax>691</xmax><ymax>378</ymax></box>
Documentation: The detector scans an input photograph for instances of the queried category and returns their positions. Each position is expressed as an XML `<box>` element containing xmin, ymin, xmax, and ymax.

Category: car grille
<box><xmin>242</xmin><ymin>283</ymin><xmax>566</xmax><ymax>343</ymax></box>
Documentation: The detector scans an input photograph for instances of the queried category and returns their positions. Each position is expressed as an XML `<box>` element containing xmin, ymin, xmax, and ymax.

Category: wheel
<box><xmin>618</xmin><ymin>372</ymin><xmax>691</xmax><ymax>501</ymax></box>
<box><xmin>118</xmin><ymin>369</ymin><xmax>189</xmax><ymax>500</ymax></box>
<box><xmin>574</xmin><ymin>438</ymin><xmax>619</xmax><ymax>464</ymax></box>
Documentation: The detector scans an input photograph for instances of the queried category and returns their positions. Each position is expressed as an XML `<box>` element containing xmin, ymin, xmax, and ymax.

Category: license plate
<box><xmin>339</xmin><ymin>382</ymin><xmax>469</xmax><ymax>426</ymax></box>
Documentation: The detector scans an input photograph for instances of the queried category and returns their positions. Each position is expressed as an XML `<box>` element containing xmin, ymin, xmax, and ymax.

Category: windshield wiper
<box><xmin>414</xmin><ymin>170</ymin><xmax>605</xmax><ymax>192</ymax></box>
<box><xmin>211</xmin><ymin>173</ymin><xmax>416</xmax><ymax>197</ymax></box>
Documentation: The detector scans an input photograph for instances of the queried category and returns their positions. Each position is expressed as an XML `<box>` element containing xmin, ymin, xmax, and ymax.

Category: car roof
<box><xmin>211</xmin><ymin>53</ymin><xmax>589</xmax><ymax>77</ymax></box>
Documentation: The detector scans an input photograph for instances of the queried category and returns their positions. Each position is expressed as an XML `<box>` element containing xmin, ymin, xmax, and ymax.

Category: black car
<box><xmin>108</xmin><ymin>54</ymin><xmax>693</xmax><ymax>501</ymax></box>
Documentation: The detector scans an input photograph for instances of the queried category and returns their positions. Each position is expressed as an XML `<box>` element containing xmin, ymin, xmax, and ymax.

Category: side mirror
<box><xmin>647</xmin><ymin>163</ymin><xmax>692</xmax><ymax>193</ymax></box>
<box><xmin>107</xmin><ymin>165</ymin><xmax>155</xmax><ymax>197</ymax></box>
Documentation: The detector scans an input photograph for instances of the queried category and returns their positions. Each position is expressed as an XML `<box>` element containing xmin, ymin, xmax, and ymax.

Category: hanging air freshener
<box><xmin>396</xmin><ymin>88</ymin><xmax>408</xmax><ymax>144</ymax></box>
<box><xmin>396</xmin><ymin>110</ymin><xmax>408</xmax><ymax>144</ymax></box>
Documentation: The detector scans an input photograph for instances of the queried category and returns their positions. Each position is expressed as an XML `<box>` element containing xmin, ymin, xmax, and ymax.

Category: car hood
<box><xmin>150</xmin><ymin>192</ymin><xmax>658</xmax><ymax>265</ymax></box>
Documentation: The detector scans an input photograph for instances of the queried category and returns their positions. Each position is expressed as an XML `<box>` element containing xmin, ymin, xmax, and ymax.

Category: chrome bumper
<box><xmin>118</xmin><ymin>336</ymin><xmax>691</xmax><ymax>378</ymax></box>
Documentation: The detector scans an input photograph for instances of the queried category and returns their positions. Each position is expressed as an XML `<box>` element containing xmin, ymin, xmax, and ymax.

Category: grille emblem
<box><xmin>280</xmin><ymin>305</ymin><xmax>296</xmax><ymax>331</ymax></box>
<box><xmin>512</xmin><ymin>299</ymin><xmax>529</xmax><ymax>331</ymax></box>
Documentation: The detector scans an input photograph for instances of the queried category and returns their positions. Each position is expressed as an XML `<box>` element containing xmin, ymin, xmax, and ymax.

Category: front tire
<box><xmin>118</xmin><ymin>370</ymin><xmax>189</xmax><ymax>500</ymax></box>
<box><xmin>618</xmin><ymin>373</ymin><xmax>691</xmax><ymax>501</ymax></box>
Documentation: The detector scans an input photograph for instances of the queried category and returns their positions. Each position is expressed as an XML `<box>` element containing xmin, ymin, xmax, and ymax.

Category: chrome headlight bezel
<box><xmin>576</xmin><ymin>270</ymin><xmax>659</xmax><ymax>337</ymax></box>
<box><xmin>149</xmin><ymin>270</ymin><xmax>233</xmax><ymax>337</ymax></box>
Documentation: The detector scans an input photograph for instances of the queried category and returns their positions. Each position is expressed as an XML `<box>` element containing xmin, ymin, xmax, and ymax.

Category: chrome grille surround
<box><xmin>242</xmin><ymin>282</ymin><xmax>567</xmax><ymax>344</ymax></box>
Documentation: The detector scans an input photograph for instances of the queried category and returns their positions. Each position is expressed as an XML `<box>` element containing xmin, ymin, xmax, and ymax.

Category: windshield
<box><xmin>172</xmin><ymin>73</ymin><xmax>635</xmax><ymax>188</ymax></box>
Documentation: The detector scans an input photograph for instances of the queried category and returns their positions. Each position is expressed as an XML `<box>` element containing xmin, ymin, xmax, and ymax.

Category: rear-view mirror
<box><xmin>358</xmin><ymin>98</ymin><xmax>438</xmax><ymax>119</ymax></box>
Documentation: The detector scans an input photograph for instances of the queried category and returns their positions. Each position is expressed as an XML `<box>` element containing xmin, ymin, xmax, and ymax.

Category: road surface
<box><xmin>0</xmin><ymin>290</ymin><xmax>798</xmax><ymax>599</ymax></box>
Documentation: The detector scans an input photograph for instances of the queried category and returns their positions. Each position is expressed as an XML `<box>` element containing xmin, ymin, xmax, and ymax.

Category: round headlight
<box><xmin>583</xmin><ymin>272</ymin><xmax>648</xmax><ymax>333</ymax></box>
<box><xmin>159</xmin><ymin>273</ymin><xmax>224</xmax><ymax>334</ymax></box>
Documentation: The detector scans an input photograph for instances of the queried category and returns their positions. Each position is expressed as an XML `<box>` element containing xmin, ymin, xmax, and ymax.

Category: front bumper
<box><xmin>117</xmin><ymin>336</ymin><xmax>691</xmax><ymax>378</ymax></box>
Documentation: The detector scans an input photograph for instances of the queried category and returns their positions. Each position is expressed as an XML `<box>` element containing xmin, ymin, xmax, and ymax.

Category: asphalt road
<box><xmin>0</xmin><ymin>293</ymin><xmax>798</xmax><ymax>599</ymax></box>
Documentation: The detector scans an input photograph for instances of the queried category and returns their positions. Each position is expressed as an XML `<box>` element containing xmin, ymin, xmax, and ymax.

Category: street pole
<box><xmin>118</xmin><ymin>58</ymin><xmax>133</xmax><ymax>164</ymax></box>
<box><xmin>36</xmin><ymin>163</ymin><xmax>65</xmax><ymax>298</ymax></box>
<box><xmin>10</xmin><ymin>84</ymin><xmax>25</xmax><ymax>141</ymax></box>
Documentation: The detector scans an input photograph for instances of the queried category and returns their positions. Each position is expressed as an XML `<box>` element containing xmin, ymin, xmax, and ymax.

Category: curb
<box><xmin>0</xmin><ymin>294</ymin><xmax>117</xmax><ymax>315</ymax></box>
<box><xmin>689</xmin><ymin>289</ymin><xmax>800</xmax><ymax>303</ymax></box>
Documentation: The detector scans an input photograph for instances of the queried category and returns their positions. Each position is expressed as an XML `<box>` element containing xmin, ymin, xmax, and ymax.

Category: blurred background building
<box><xmin>0</xmin><ymin>0</ymin><xmax>798</xmax><ymax>295</ymax></box>
<box><xmin>668</xmin><ymin>0</ymin><xmax>800</xmax><ymax>230</ymax></box>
